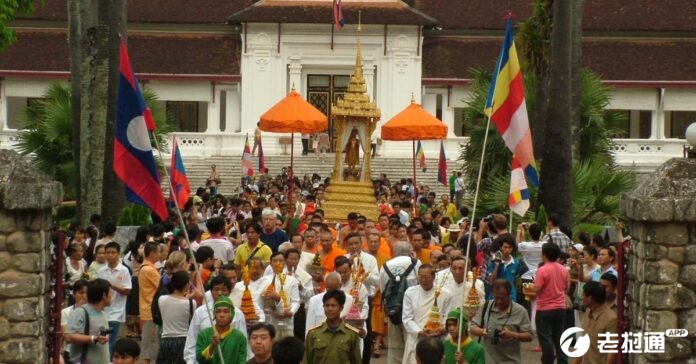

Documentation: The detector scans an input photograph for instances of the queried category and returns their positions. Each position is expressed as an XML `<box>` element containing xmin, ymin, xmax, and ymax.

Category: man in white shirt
<box><xmin>184</xmin><ymin>275</ymin><xmax>247</xmax><ymax>364</ymax></box>
<box><xmin>402</xmin><ymin>264</ymin><xmax>453</xmax><ymax>364</ymax></box>
<box><xmin>345</xmin><ymin>232</ymin><xmax>379</xmax><ymax>295</ymax></box>
<box><xmin>199</xmin><ymin>217</ymin><xmax>234</xmax><ymax>264</ymax></box>
<box><xmin>97</xmin><ymin>242</ymin><xmax>132</xmax><ymax>357</ymax></box>
<box><xmin>230</xmin><ymin>257</ymin><xmax>268</xmax><ymax>323</ymax></box>
<box><xmin>260</xmin><ymin>252</ymin><xmax>301</xmax><ymax>339</ymax></box>
<box><xmin>379</xmin><ymin>242</ymin><xmax>421</xmax><ymax>364</ymax></box>
<box><xmin>435</xmin><ymin>256</ymin><xmax>485</xmax><ymax>309</ymax></box>
<box><xmin>305</xmin><ymin>272</ymin><xmax>360</xmax><ymax>335</ymax></box>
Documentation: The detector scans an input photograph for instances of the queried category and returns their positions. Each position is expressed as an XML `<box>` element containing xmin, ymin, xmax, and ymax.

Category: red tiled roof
<box><xmin>229</xmin><ymin>0</ymin><xmax>437</xmax><ymax>25</ymax></box>
<box><xmin>422</xmin><ymin>37</ymin><xmax>696</xmax><ymax>81</ymax></box>
<box><xmin>413</xmin><ymin>0</ymin><xmax>696</xmax><ymax>32</ymax></box>
<box><xmin>19</xmin><ymin>0</ymin><xmax>256</xmax><ymax>24</ymax></box>
<box><xmin>0</xmin><ymin>30</ymin><xmax>241</xmax><ymax>76</ymax></box>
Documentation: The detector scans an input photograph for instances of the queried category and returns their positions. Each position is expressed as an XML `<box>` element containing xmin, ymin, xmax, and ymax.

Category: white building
<box><xmin>0</xmin><ymin>0</ymin><xmax>692</xmax><ymax>173</ymax></box>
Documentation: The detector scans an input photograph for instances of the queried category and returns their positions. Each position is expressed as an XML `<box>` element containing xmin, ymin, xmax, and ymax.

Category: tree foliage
<box><xmin>15</xmin><ymin>82</ymin><xmax>173</xmax><ymax>201</ymax></box>
<box><xmin>0</xmin><ymin>0</ymin><xmax>43</xmax><ymax>51</ymax></box>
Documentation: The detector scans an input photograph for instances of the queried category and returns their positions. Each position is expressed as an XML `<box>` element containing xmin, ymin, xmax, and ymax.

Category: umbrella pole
<box><xmin>412</xmin><ymin>140</ymin><xmax>418</xmax><ymax>217</ymax></box>
<box><xmin>289</xmin><ymin>133</ymin><xmax>295</xmax><ymax>215</ymax></box>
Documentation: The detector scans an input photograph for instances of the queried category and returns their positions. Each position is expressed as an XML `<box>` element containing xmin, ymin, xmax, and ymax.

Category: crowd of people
<box><xmin>57</xmin><ymin>166</ymin><xmax>626</xmax><ymax>364</ymax></box>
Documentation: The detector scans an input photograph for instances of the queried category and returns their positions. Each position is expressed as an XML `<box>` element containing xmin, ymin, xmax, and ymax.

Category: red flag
<box><xmin>169</xmin><ymin>135</ymin><xmax>190</xmax><ymax>208</ymax></box>
<box><xmin>333</xmin><ymin>0</ymin><xmax>345</xmax><ymax>30</ymax></box>
<box><xmin>438</xmin><ymin>141</ymin><xmax>447</xmax><ymax>185</ymax></box>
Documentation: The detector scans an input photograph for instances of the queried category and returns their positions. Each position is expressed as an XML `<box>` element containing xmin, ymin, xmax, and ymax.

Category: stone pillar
<box><xmin>288</xmin><ymin>57</ymin><xmax>302</xmax><ymax>92</ymax></box>
<box><xmin>0</xmin><ymin>150</ymin><xmax>63</xmax><ymax>363</ymax></box>
<box><xmin>620</xmin><ymin>157</ymin><xmax>696</xmax><ymax>363</ymax></box>
<box><xmin>0</xmin><ymin>79</ymin><xmax>7</xmax><ymax>131</ymax></box>
<box><xmin>205</xmin><ymin>84</ymin><xmax>221</xmax><ymax>134</ymax></box>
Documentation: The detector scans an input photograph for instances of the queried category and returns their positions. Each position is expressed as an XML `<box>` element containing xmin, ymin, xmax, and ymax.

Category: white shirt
<box><xmin>435</xmin><ymin>272</ymin><xmax>485</xmax><ymax>308</ymax></box>
<box><xmin>299</xmin><ymin>250</ymin><xmax>316</xmax><ymax>272</ymax></box>
<box><xmin>340</xmin><ymin>278</ymin><xmax>370</xmax><ymax>321</ymax></box>
<box><xmin>230</xmin><ymin>277</ymin><xmax>268</xmax><ymax>323</ymax></box>
<box><xmin>402</xmin><ymin>285</ymin><xmax>454</xmax><ymax>364</ymax></box>
<box><xmin>455</xmin><ymin>177</ymin><xmax>465</xmax><ymax>192</ymax></box>
<box><xmin>379</xmin><ymin>256</ymin><xmax>421</xmax><ymax>292</ymax></box>
<box><xmin>262</xmin><ymin>274</ymin><xmax>301</xmax><ymax>328</ymax></box>
<box><xmin>159</xmin><ymin>295</ymin><xmax>198</xmax><ymax>338</ymax></box>
<box><xmin>262</xmin><ymin>265</ymin><xmax>313</xmax><ymax>302</ymax></box>
<box><xmin>518</xmin><ymin>240</ymin><xmax>545</xmax><ymax>280</ymax></box>
<box><xmin>200</xmin><ymin>237</ymin><xmax>235</xmax><ymax>264</ymax></box>
<box><xmin>97</xmin><ymin>263</ymin><xmax>132</xmax><ymax>322</ymax></box>
<box><xmin>346</xmin><ymin>251</ymin><xmax>379</xmax><ymax>296</ymax></box>
<box><xmin>398</xmin><ymin>210</ymin><xmax>410</xmax><ymax>225</ymax></box>
<box><xmin>305</xmin><ymin>291</ymin><xmax>360</xmax><ymax>337</ymax></box>
<box><xmin>184</xmin><ymin>297</ymin><xmax>248</xmax><ymax>364</ymax></box>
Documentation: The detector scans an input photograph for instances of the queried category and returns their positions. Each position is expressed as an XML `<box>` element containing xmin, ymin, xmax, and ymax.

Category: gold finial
<box><xmin>291</xmin><ymin>82</ymin><xmax>296</xmax><ymax>92</ymax></box>
<box><xmin>411</xmin><ymin>93</ymin><xmax>415</xmax><ymax>104</ymax></box>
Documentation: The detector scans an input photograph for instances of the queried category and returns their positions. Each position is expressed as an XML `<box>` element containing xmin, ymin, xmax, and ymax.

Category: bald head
<box><xmin>325</xmin><ymin>272</ymin><xmax>341</xmax><ymax>289</ymax></box>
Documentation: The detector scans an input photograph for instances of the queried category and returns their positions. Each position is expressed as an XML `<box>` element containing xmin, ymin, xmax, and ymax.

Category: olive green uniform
<box><xmin>303</xmin><ymin>321</ymin><xmax>362</xmax><ymax>364</ymax></box>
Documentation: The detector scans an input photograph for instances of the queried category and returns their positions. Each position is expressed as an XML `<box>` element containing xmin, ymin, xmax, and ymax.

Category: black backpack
<box><xmin>382</xmin><ymin>259</ymin><xmax>417</xmax><ymax>325</ymax></box>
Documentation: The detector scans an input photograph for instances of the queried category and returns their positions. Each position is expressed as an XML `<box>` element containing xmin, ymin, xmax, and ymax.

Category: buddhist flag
<box><xmin>485</xmin><ymin>18</ymin><xmax>539</xmax><ymax>186</ymax></box>
<box><xmin>509</xmin><ymin>156</ymin><xmax>530</xmax><ymax>217</ymax></box>
<box><xmin>438</xmin><ymin>141</ymin><xmax>447</xmax><ymax>185</ymax></box>
<box><xmin>416</xmin><ymin>140</ymin><xmax>427</xmax><ymax>172</ymax></box>
<box><xmin>242</xmin><ymin>134</ymin><xmax>254</xmax><ymax>177</ymax></box>
<box><xmin>258</xmin><ymin>137</ymin><xmax>266</xmax><ymax>175</ymax></box>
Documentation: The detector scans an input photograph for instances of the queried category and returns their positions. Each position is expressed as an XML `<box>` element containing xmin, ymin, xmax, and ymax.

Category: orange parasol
<box><xmin>259</xmin><ymin>87</ymin><xmax>328</xmax><ymax>212</ymax></box>
<box><xmin>381</xmin><ymin>99</ymin><xmax>448</xmax><ymax>213</ymax></box>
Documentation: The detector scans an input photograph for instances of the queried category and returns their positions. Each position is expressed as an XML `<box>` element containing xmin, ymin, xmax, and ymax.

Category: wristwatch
<box><xmin>91</xmin><ymin>335</ymin><xmax>96</xmax><ymax>344</ymax></box>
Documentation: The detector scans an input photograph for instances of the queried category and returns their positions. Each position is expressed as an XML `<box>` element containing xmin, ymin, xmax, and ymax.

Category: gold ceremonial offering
<box><xmin>346</xmin><ymin>257</ymin><xmax>368</xmax><ymax>327</ymax></box>
<box><xmin>463</xmin><ymin>268</ymin><xmax>481</xmax><ymax>318</ymax></box>
<box><xmin>424</xmin><ymin>274</ymin><xmax>448</xmax><ymax>333</ymax></box>
<box><xmin>240</xmin><ymin>266</ymin><xmax>258</xmax><ymax>322</ymax></box>
<box><xmin>522</xmin><ymin>282</ymin><xmax>536</xmax><ymax>301</ymax></box>
<box><xmin>278</xmin><ymin>272</ymin><xmax>289</xmax><ymax>310</ymax></box>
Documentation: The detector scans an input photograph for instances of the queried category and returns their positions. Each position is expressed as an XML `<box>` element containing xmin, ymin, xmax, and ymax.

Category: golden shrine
<box><xmin>323</xmin><ymin>17</ymin><xmax>381</xmax><ymax>223</ymax></box>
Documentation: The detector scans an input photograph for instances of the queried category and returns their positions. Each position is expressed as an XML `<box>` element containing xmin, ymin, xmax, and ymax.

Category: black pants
<box><xmin>294</xmin><ymin>304</ymin><xmax>306</xmax><ymax>340</ymax></box>
<box><xmin>301</xmin><ymin>139</ymin><xmax>309</xmax><ymax>155</ymax></box>
<box><xmin>362</xmin><ymin>298</ymin><xmax>373</xmax><ymax>363</ymax></box>
<box><xmin>371</xmin><ymin>143</ymin><xmax>376</xmax><ymax>158</ymax></box>
<box><xmin>536</xmin><ymin>309</ymin><xmax>567</xmax><ymax>364</ymax></box>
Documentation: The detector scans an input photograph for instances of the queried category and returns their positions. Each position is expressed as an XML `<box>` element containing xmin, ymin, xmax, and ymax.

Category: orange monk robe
<box><xmin>417</xmin><ymin>249</ymin><xmax>431</xmax><ymax>265</ymax></box>
<box><xmin>321</xmin><ymin>244</ymin><xmax>347</xmax><ymax>272</ymax></box>
<box><xmin>361</xmin><ymin>238</ymin><xmax>392</xmax><ymax>259</ymax></box>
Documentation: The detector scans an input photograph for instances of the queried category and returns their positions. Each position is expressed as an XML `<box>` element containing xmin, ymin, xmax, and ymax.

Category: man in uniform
<box><xmin>304</xmin><ymin>289</ymin><xmax>362</xmax><ymax>364</ymax></box>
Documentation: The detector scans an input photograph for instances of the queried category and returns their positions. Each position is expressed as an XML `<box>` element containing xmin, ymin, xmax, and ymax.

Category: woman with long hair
<box><xmin>156</xmin><ymin>271</ymin><xmax>198</xmax><ymax>364</ymax></box>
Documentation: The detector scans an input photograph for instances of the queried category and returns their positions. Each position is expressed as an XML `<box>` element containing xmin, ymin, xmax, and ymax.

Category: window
<box><xmin>608</xmin><ymin>109</ymin><xmax>652</xmax><ymax>139</ymax></box>
<box><xmin>453</xmin><ymin>107</ymin><xmax>468</xmax><ymax>137</ymax></box>
<box><xmin>667</xmin><ymin>111</ymin><xmax>696</xmax><ymax>139</ymax></box>
<box><xmin>166</xmin><ymin>101</ymin><xmax>208</xmax><ymax>132</ymax></box>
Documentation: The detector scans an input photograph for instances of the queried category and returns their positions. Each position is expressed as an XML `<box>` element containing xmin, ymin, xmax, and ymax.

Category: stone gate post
<box><xmin>0</xmin><ymin>150</ymin><xmax>63</xmax><ymax>363</ymax></box>
<box><xmin>621</xmin><ymin>157</ymin><xmax>696</xmax><ymax>363</ymax></box>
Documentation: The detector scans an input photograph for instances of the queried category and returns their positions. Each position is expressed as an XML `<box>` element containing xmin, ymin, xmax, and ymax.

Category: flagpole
<box><xmin>457</xmin><ymin>38</ymin><xmax>508</xmax><ymax>352</ymax></box>
<box><xmin>412</xmin><ymin>139</ymin><xmax>418</xmax><ymax>217</ymax></box>
<box><xmin>152</xmin><ymin>133</ymin><xmax>226</xmax><ymax>364</ymax></box>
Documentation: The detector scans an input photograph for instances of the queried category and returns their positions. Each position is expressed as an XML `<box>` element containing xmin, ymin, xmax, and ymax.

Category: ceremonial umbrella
<box><xmin>381</xmin><ymin>98</ymin><xmax>448</xmax><ymax>209</ymax></box>
<box><xmin>259</xmin><ymin>87</ymin><xmax>328</xmax><ymax>210</ymax></box>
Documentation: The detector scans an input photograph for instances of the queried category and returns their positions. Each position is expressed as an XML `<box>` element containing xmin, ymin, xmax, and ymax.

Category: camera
<box><xmin>491</xmin><ymin>329</ymin><xmax>501</xmax><ymax>345</ymax></box>
<box><xmin>493</xmin><ymin>251</ymin><xmax>503</xmax><ymax>263</ymax></box>
<box><xmin>99</xmin><ymin>327</ymin><xmax>114</xmax><ymax>336</ymax></box>
<box><xmin>483</xmin><ymin>214</ymin><xmax>495</xmax><ymax>222</ymax></box>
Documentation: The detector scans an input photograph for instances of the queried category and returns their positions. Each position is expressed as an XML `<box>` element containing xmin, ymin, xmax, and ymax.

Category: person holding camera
<box><xmin>65</xmin><ymin>278</ymin><xmax>113</xmax><ymax>363</ymax></box>
<box><xmin>469</xmin><ymin>279</ymin><xmax>533</xmax><ymax>364</ymax></box>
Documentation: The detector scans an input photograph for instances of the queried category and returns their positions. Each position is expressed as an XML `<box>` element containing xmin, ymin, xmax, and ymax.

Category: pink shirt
<box><xmin>534</xmin><ymin>261</ymin><xmax>569</xmax><ymax>311</ymax></box>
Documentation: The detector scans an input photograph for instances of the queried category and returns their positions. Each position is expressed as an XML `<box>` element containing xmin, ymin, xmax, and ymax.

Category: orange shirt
<box><xmin>321</xmin><ymin>245</ymin><xmax>347</xmax><ymax>272</ymax></box>
<box><xmin>138</xmin><ymin>260</ymin><xmax>161</xmax><ymax>321</ymax></box>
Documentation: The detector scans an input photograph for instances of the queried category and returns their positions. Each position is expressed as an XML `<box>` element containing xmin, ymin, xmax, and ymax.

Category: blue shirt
<box><xmin>591</xmin><ymin>266</ymin><xmax>617</xmax><ymax>282</ymax></box>
<box><xmin>486</xmin><ymin>257</ymin><xmax>521</xmax><ymax>301</ymax></box>
<box><xmin>259</xmin><ymin>228</ymin><xmax>289</xmax><ymax>253</ymax></box>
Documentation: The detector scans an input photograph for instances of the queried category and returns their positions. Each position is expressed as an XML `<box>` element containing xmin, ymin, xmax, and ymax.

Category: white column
<box><xmin>226</xmin><ymin>86</ymin><xmax>241</xmax><ymax>132</ymax></box>
<box><xmin>288</xmin><ymin>58</ymin><xmax>302</xmax><ymax>92</ymax></box>
<box><xmin>423</xmin><ymin>93</ymin><xmax>437</xmax><ymax>116</ymax></box>
<box><xmin>206</xmin><ymin>86</ymin><xmax>221</xmax><ymax>134</ymax></box>
<box><xmin>363</xmin><ymin>61</ymin><xmax>375</xmax><ymax>100</ymax></box>
<box><xmin>652</xmin><ymin>88</ymin><xmax>666</xmax><ymax>139</ymax></box>
<box><xmin>0</xmin><ymin>80</ymin><xmax>6</xmax><ymax>131</ymax></box>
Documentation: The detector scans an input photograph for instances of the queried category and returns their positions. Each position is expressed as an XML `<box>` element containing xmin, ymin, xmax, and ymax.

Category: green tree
<box><xmin>15</xmin><ymin>82</ymin><xmax>173</xmax><ymax>206</ymax></box>
<box><xmin>0</xmin><ymin>0</ymin><xmax>43</xmax><ymax>51</ymax></box>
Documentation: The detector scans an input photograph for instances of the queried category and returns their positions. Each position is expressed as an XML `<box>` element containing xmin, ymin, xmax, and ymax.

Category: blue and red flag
<box><xmin>114</xmin><ymin>39</ymin><xmax>168</xmax><ymax>221</ymax></box>
<box><xmin>169</xmin><ymin>135</ymin><xmax>190</xmax><ymax>208</ymax></box>
<box><xmin>438</xmin><ymin>141</ymin><xmax>447</xmax><ymax>185</ymax></box>
<box><xmin>258</xmin><ymin>137</ymin><xmax>266</xmax><ymax>175</ymax></box>
<box><xmin>333</xmin><ymin>0</ymin><xmax>345</xmax><ymax>30</ymax></box>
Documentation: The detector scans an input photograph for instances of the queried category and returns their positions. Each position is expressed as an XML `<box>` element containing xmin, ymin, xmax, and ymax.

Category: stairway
<box><xmin>165</xmin><ymin>153</ymin><xmax>459</xmax><ymax>199</ymax></box>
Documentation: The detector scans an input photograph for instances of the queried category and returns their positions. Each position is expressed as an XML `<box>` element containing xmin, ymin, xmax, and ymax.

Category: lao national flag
<box><xmin>114</xmin><ymin>39</ymin><xmax>168</xmax><ymax>221</ymax></box>
<box><xmin>169</xmin><ymin>135</ymin><xmax>190</xmax><ymax>208</ymax></box>
<box><xmin>333</xmin><ymin>0</ymin><xmax>345</xmax><ymax>30</ymax></box>
<box><xmin>258</xmin><ymin>137</ymin><xmax>266</xmax><ymax>175</ymax></box>
<box><xmin>242</xmin><ymin>134</ymin><xmax>254</xmax><ymax>177</ymax></box>
<box><xmin>437</xmin><ymin>141</ymin><xmax>447</xmax><ymax>185</ymax></box>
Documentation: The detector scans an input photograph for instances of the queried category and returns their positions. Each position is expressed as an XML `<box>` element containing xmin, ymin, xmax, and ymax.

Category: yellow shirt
<box><xmin>234</xmin><ymin>241</ymin><xmax>272</xmax><ymax>267</ymax></box>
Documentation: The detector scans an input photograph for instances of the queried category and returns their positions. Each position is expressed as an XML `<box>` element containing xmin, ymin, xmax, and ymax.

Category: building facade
<box><xmin>0</xmin><ymin>0</ymin><xmax>693</xmax><ymax>172</ymax></box>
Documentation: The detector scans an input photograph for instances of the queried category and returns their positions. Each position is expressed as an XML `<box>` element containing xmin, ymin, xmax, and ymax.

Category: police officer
<box><xmin>303</xmin><ymin>289</ymin><xmax>361</xmax><ymax>364</ymax></box>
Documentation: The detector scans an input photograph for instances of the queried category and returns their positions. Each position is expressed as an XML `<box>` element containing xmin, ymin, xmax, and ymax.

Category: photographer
<box><xmin>470</xmin><ymin>279</ymin><xmax>533</xmax><ymax>363</ymax></box>
<box><xmin>65</xmin><ymin>278</ymin><xmax>112</xmax><ymax>363</ymax></box>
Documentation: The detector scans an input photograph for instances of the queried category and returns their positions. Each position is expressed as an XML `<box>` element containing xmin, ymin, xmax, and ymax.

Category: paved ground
<box><xmin>369</xmin><ymin>339</ymin><xmax>543</xmax><ymax>363</ymax></box>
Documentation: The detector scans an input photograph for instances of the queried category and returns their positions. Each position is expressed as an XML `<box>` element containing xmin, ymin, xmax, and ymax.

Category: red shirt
<box><xmin>534</xmin><ymin>261</ymin><xmax>569</xmax><ymax>311</ymax></box>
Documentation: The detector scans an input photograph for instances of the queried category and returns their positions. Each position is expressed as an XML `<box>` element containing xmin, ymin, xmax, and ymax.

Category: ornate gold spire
<box><xmin>332</xmin><ymin>10</ymin><xmax>380</xmax><ymax>119</ymax></box>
